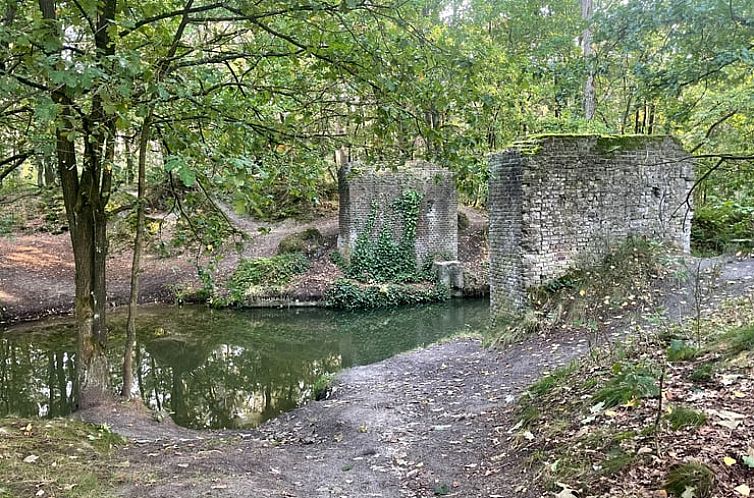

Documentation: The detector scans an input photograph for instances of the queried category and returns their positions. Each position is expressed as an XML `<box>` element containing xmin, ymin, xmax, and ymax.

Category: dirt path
<box><xmin>102</xmin><ymin>258</ymin><xmax>754</xmax><ymax>497</ymax></box>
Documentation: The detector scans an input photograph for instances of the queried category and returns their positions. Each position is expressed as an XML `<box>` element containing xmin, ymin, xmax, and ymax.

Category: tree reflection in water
<box><xmin>0</xmin><ymin>300</ymin><xmax>488</xmax><ymax>429</ymax></box>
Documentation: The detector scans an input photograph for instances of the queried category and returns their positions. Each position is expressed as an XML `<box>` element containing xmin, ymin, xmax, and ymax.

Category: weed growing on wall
<box><xmin>346</xmin><ymin>190</ymin><xmax>423</xmax><ymax>283</ymax></box>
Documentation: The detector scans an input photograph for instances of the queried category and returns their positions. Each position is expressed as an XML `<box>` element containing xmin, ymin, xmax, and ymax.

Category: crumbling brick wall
<box><xmin>338</xmin><ymin>161</ymin><xmax>458</xmax><ymax>263</ymax></box>
<box><xmin>489</xmin><ymin>135</ymin><xmax>694</xmax><ymax>311</ymax></box>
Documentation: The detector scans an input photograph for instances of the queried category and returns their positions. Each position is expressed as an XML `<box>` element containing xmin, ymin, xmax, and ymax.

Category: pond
<box><xmin>0</xmin><ymin>300</ymin><xmax>489</xmax><ymax>429</ymax></box>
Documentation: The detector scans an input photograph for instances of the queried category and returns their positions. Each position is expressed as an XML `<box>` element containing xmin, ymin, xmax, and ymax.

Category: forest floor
<box><xmin>1</xmin><ymin>253</ymin><xmax>742</xmax><ymax>498</ymax></box>
<box><xmin>0</xmin><ymin>201</ymin><xmax>488</xmax><ymax>324</ymax></box>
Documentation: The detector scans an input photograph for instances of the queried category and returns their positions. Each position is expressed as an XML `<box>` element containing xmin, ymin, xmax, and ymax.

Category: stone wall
<box><xmin>338</xmin><ymin>161</ymin><xmax>458</xmax><ymax>263</ymax></box>
<box><xmin>489</xmin><ymin>135</ymin><xmax>694</xmax><ymax>311</ymax></box>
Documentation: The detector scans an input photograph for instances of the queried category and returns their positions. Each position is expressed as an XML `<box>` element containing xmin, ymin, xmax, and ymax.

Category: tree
<box><xmin>1</xmin><ymin>0</ymin><xmax>436</xmax><ymax>409</ymax></box>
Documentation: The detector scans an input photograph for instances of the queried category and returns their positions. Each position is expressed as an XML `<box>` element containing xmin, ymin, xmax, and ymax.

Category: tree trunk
<box><xmin>581</xmin><ymin>0</ymin><xmax>596</xmax><ymax>121</ymax></box>
<box><xmin>124</xmin><ymin>135</ymin><xmax>135</xmax><ymax>185</ymax></box>
<box><xmin>122</xmin><ymin>114</ymin><xmax>151</xmax><ymax>397</ymax></box>
<box><xmin>39</xmin><ymin>0</ymin><xmax>117</xmax><ymax>410</ymax></box>
<box><xmin>44</xmin><ymin>159</ymin><xmax>56</xmax><ymax>187</ymax></box>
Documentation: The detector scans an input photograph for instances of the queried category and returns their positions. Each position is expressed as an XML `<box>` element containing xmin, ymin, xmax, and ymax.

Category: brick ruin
<box><xmin>337</xmin><ymin>161</ymin><xmax>458</xmax><ymax>264</ymax></box>
<box><xmin>489</xmin><ymin>135</ymin><xmax>694</xmax><ymax>312</ymax></box>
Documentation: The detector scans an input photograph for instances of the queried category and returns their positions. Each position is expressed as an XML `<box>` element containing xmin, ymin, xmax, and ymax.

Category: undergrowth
<box><xmin>226</xmin><ymin>253</ymin><xmax>310</xmax><ymax>303</ymax></box>
<box><xmin>487</xmin><ymin>236</ymin><xmax>671</xmax><ymax>345</ymax></box>
<box><xmin>0</xmin><ymin>417</ymin><xmax>124</xmax><ymax>498</ymax></box>
<box><xmin>511</xmin><ymin>292</ymin><xmax>754</xmax><ymax>497</ymax></box>
<box><xmin>325</xmin><ymin>278</ymin><xmax>449</xmax><ymax>309</ymax></box>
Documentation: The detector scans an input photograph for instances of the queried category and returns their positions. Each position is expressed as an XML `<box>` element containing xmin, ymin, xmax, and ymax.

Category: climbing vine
<box><xmin>328</xmin><ymin>189</ymin><xmax>450</xmax><ymax>308</ymax></box>
<box><xmin>346</xmin><ymin>190</ymin><xmax>424</xmax><ymax>283</ymax></box>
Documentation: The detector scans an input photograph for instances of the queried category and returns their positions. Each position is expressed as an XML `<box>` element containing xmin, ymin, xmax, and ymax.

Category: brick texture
<box><xmin>338</xmin><ymin>161</ymin><xmax>458</xmax><ymax>264</ymax></box>
<box><xmin>489</xmin><ymin>135</ymin><xmax>694</xmax><ymax>313</ymax></box>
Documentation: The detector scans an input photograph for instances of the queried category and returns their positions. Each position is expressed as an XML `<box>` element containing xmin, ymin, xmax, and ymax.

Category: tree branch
<box><xmin>0</xmin><ymin>152</ymin><xmax>30</xmax><ymax>182</ymax></box>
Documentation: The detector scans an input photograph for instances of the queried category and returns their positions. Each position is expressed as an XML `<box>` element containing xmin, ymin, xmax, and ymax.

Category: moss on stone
<box><xmin>507</xmin><ymin>134</ymin><xmax>673</xmax><ymax>157</ymax></box>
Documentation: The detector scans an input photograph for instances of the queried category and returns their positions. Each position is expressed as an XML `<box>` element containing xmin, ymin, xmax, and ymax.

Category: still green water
<box><xmin>0</xmin><ymin>300</ymin><xmax>489</xmax><ymax>429</ymax></box>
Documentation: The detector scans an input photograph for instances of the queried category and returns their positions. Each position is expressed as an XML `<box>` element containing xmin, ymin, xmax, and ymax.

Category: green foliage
<box><xmin>665</xmin><ymin>406</ymin><xmax>707</xmax><ymax>431</ymax></box>
<box><xmin>664</xmin><ymin>462</ymin><xmax>715</xmax><ymax>498</ymax></box>
<box><xmin>325</xmin><ymin>278</ymin><xmax>449</xmax><ymax>309</ymax></box>
<box><xmin>329</xmin><ymin>250</ymin><xmax>346</xmax><ymax>270</ymax></box>
<box><xmin>346</xmin><ymin>190</ymin><xmax>423</xmax><ymax>284</ymax></box>
<box><xmin>692</xmin><ymin>202</ymin><xmax>754</xmax><ymax>255</ymax></box>
<box><xmin>527</xmin><ymin>362</ymin><xmax>580</xmax><ymax>399</ymax></box>
<box><xmin>0</xmin><ymin>212</ymin><xmax>20</xmax><ymax>236</ymax></box>
<box><xmin>593</xmin><ymin>362</ymin><xmax>659</xmax><ymax>408</ymax></box>
<box><xmin>310</xmin><ymin>373</ymin><xmax>334</xmax><ymax>401</ymax></box>
<box><xmin>723</xmin><ymin>324</ymin><xmax>754</xmax><ymax>355</ymax></box>
<box><xmin>667</xmin><ymin>340</ymin><xmax>699</xmax><ymax>362</ymax></box>
<box><xmin>688</xmin><ymin>362</ymin><xmax>716</xmax><ymax>383</ymax></box>
<box><xmin>227</xmin><ymin>253</ymin><xmax>310</xmax><ymax>303</ymax></box>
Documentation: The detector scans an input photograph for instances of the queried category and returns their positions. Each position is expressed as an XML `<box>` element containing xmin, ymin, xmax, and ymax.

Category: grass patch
<box><xmin>664</xmin><ymin>461</ymin><xmax>715</xmax><ymax>498</ymax></box>
<box><xmin>226</xmin><ymin>253</ymin><xmax>310</xmax><ymax>302</ymax></box>
<box><xmin>721</xmin><ymin>324</ymin><xmax>754</xmax><ymax>356</ymax></box>
<box><xmin>665</xmin><ymin>405</ymin><xmax>707</xmax><ymax>430</ymax></box>
<box><xmin>666</xmin><ymin>339</ymin><xmax>699</xmax><ymax>362</ymax></box>
<box><xmin>688</xmin><ymin>361</ymin><xmax>716</xmax><ymax>383</ymax></box>
<box><xmin>0</xmin><ymin>417</ymin><xmax>124</xmax><ymax>498</ymax></box>
<box><xmin>602</xmin><ymin>447</ymin><xmax>635</xmax><ymax>475</ymax></box>
<box><xmin>527</xmin><ymin>361</ymin><xmax>580</xmax><ymax>398</ymax></box>
<box><xmin>592</xmin><ymin>362</ymin><xmax>659</xmax><ymax>408</ymax></box>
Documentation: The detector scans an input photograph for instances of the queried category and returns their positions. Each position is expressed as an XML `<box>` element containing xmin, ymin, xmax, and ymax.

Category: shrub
<box><xmin>311</xmin><ymin>373</ymin><xmax>334</xmax><ymax>401</ymax></box>
<box><xmin>692</xmin><ymin>201</ymin><xmax>754</xmax><ymax>255</ymax></box>
<box><xmin>526</xmin><ymin>236</ymin><xmax>666</xmax><ymax>332</ymax></box>
<box><xmin>325</xmin><ymin>278</ymin><xmax>449</xmax><ymax>309</ymax></box>
<box><xmin>227</xmin><ymin>253</ymin><xmax>310</xmax><ymax>302</ymax></box>
<box><xmin>278</xmin><ymin>228</ymin><xmax>326</xmax><ymax>257</ymax></box>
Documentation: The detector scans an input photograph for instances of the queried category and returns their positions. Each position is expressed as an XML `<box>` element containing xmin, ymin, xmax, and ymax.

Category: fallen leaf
<box><xmin>555</xmin><ymin>482</ymin><xmax>579</xmax><ymax>498</ymax></box>
<box><xmin>681</xmin><ymin>486</ymin><xmax>696</xmax><ymax>498</ymax></box>
<box><xmin>724</xmin><ymin>456</ymin><xmax>737</xmax><ymax>466</ymax></box>
<box><xmin>735</xmin><ymin>484</ymin><xmax>751</xmax><ymax>497</ymax></box>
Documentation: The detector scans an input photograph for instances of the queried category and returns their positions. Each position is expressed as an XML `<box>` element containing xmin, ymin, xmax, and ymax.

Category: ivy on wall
<box><xmin>346</xmin><ymin>189</ymin><xmax>424</xmax><ymax>283</ymax></box>
<box><xmin>328</xmin><ymin>189</ymin><xmax>450</xmax><ymax>308</ymax></box>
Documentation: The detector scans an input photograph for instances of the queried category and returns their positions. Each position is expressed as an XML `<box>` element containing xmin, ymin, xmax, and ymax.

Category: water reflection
<box><xmin>0</xmin><ymin>300</ymin><xmax>489</xmax><ymax>429</ymax></box>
